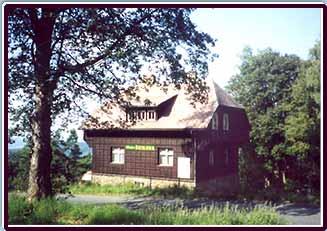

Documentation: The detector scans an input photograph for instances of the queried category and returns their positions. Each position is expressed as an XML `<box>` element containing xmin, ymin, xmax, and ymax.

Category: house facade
<box><xmin>82</xmin><ymin>80</ymin><xmax>250</xmax><ymax>194</ymax></box>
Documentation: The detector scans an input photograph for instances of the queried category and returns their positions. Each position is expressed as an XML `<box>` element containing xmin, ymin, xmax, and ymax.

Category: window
<box><xmin>158</xmin><ymin>148</ymin><xmax>174</xmax><ymax>166</ymax></box>
<box><xmin>148</xmin><ymin>110</ymin><xmax>155</xmax><ymax>120</ymax></box>
<box><xmin>127</xmin><ymin>109</ymin><xmax>157</xmax><ymax>121</ymax></box>
<box><xmin>128</xmin><ymin>112</ymin><xmax>134</xmax><ymax>121</ymax></box>
<box><xmin>111</xmin><ymin>147</ymin><xmax>125</xmax><ymax>164</ymax></box>
<box><xmin>223</xmin><ymin>113</ymin><xmax>229</xmax><ymax>132</ymax></box>
<box><xmin>211</xmin><ymin>112</ymin><xmax>218</xmax><ymax>130</ymax></box>
<box><xmin>225</xmin><ymin>147</ymin><xmax>230</xmax><ymax>165</ymax></box>
<box><xmin>209</xmin><ymin>150</ymin><xmax>214</xmax><ymax>166</ymax></box>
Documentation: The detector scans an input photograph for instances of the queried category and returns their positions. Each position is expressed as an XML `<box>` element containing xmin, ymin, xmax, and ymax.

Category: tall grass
<box><xmin>9</xmin><ymin>194</ymin><xmax>287</xmax><ymax>225</ymax></box>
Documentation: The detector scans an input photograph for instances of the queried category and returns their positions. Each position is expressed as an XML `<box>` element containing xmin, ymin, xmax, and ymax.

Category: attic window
<box><xmin>223</xmin><ymin>113</ymin><xmax>229</xmax><ymax>132</ymax></box>
<box><xmin>211</xmin><ymin>112</ymin><xmax>218</xmax><ymax>130</ymax></box>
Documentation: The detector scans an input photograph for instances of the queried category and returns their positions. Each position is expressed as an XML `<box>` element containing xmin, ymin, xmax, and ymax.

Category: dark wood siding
<box><xmin>86</xmin><ymin>135</ymin><xmax>195</xmax><ymax>180</ymax></box>
<box><xmin>85</xmin><ymin>105</ymin><xmax>250</xmax><ymax>184</ymax></box>
<box><xmin>196</xmin><ymin>141</ymin><xmax>239</xmax><ymax>182</ymax></box>
<box><xmin>208</xmin><ymin>106</ymin><xmax>250</xmax><ymax>143</ymax></box>
<box><xmin>196</xmin><ymin>105</ymin><xmax>249</xmax><ymax>183</ymax></box>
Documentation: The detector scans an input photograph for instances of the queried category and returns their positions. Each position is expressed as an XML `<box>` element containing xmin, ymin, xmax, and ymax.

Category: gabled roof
<box><xmin>82</xmin><ymin>79</ymin><xmax>243</xmax><ymax>130</ymax></box>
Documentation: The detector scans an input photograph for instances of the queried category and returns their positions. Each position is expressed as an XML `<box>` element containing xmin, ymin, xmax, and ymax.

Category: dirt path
<box><xmin>58</xmin><ymin>194</ymin><xmax>321</xmax><ymax>225</ymax></box>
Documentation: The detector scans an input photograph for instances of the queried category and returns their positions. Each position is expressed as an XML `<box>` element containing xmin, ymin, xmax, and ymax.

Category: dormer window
<box><xmin>127</xmin><ymin>108</ymin><xmax>156</xmax><ymax>121</ymax></box>
<box><xmin>148</xmin><ymin>110</ymin><xmax>156</xmax><ymax>120</ymax></box>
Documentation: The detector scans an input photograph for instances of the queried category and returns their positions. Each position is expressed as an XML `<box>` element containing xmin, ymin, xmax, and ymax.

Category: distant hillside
<box><xmin>9</xmin><ymin>148</ymin><xmax>22</xmax><ymax>156</ymax></box>
<box><xmin>9</xmin><ymin>136</ymin><xmax>25</xmax><ymax>150</ymax></box>
<box><xmin>9</xmin><ymin>137</ymin><xmax>91</xmax><ymax>156</ymax></box>
<box><xmin>78</xmin><ymin>142</ymin><xmax>91</xmax><ymax>156</ymax></box>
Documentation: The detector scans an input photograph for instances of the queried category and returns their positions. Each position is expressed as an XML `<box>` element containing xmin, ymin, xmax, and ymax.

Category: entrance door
<box><xmin>177</xmin><ymin>157</ymin><xmax>191</xmax><ymax>179</ymax></box>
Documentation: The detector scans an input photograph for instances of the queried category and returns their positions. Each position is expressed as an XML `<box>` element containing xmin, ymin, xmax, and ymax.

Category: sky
<box><xmin>191</xmin><ymin>8</ymin><xmax>321</xmax><ymax>87</ymax></box>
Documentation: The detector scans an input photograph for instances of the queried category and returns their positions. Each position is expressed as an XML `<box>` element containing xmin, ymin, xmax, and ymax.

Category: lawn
<box><xmin>9</xmin><ymin>193</ymin><xmax>287</xmax><ymax>225</ymax></box>
<box><xmin>68</xmin><ymin>182</ymin><xmax>195</xmax><ymax>198</ymax></box>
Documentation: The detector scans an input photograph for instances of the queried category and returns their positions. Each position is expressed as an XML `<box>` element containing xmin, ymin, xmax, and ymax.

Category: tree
<box><xmin>284</xmin><ymin>41</ymin><xmax>320</xmax><ymax>193</ymax></box>
<box><xmin>63</xmin><ymin>130</ymin><xmax>84</xmax><ymax>182</ymax></box>
<box><xmin>9</xmin><ymin>146</ymin><xmax>31</xmax><ymax>191</ymax></box>
<box><xmin>227</xmin><ymin>47</ymin><xmax>301</xmax><ymax>190</ymax></box>
<box><xmin>8</xmin><ymin>7</ymin><xmax>216</xmax><ymax>200</ymax></box>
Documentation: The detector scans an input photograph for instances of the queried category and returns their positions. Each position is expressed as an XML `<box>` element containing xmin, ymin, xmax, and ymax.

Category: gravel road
<box><xmin>58</xmin><ymin>194</ymin><xmax>321</xmax><ymax>225</ymax></box>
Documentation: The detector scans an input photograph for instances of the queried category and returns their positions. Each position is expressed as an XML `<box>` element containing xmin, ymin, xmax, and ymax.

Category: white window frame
<box><xmin>158</xmin><ymin>148</ymin><xmax>174</xmax><ymax>166</ymax></box>
<box><xmin>111</xmin><ymin>147</ymin><xmax>125</xmax><ymax>164</ymax></box>
<box><xmin>209</xmin><ymin>150</ymin><xmax>214</xmax><ymax>166</ymax></box>
<box><xmin>211</xmin><ymin>112</ymin><xmax>218</xmax><ymax>130</ymax></box>
<box><xmin>223</xmin><ymin>113</ymin><xmax>229</xmax><ymax>132</ymax></box>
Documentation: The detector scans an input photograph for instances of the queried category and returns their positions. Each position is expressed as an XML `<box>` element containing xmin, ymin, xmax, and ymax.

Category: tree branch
<box><xmin>61</xmin><ymin>74</ymin><xmax>107</xmax><ymax>98</ymax></box>
<box><xmin>61</xmin><ymin>9</ymin><xmax>159</xmax><ymax>74</ymax></box>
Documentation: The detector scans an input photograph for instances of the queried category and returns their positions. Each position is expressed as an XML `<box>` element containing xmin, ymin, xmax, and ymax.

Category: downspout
<box><xmin>191</xmin><ymin>129</ymin><xmax>197</xmax><ymax>187</ymax></box>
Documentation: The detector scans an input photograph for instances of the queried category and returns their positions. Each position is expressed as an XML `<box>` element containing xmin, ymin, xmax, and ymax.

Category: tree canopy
<box><xmin>7</xmin><ymin>7</ymin><xmax>217</xmax><ymax>199</ymax></box>
<box><xmin>9</xmin><ymin>8</ymin><xmax>216</xmax><ymax>134</ymax></box>
<box><xmin>227</xmin><ymin>42</ymin><xmax>320</xmax><ymax>195</ymax></box>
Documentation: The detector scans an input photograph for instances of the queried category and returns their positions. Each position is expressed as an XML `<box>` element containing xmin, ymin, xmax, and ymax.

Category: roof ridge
<box><xmin>211</xmin><ymin>81</ymin><xmax>244</xmax><ymax>109</ymax></box>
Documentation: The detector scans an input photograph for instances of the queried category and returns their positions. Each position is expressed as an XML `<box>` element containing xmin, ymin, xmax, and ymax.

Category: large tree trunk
<box><xmin>28</xmin><ymin>86</ymin><xmax>53</xmax><ymax>200</ymax></box>
<box><xmin>27</xmin><ymin>8</ymin><xmax>57</xmax><ymax>201</ymax></box>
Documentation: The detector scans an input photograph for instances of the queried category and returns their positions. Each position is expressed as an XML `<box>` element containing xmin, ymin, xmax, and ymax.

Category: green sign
<box><xmin>125</xmin><ymin>144</ymin><xmax>155</xmax><ymax>151</ymax></box>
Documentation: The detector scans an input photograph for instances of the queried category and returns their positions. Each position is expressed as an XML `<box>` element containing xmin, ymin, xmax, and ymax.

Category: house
<box><xmin>82</xmin><ymin>79</ymin><xmax>250</xmax><ymax>195</ymax></box>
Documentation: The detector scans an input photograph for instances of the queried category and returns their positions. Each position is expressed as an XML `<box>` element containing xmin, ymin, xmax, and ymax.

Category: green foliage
<box><xmin>9</xmin><ymin>8</ymin><xmax>217</xmax><ymax>133</ymax></box>
<box><xmin>8</xmin><ymin>147</ymin><xmax>30</xmax><ymax>191</ymax></box>
<box><xmin>86</xmin><ymin>205</ymin><xmax>144</xmax><ymax>225</ymax></box>
<box><xmin>284</xmin><ymin>41</ymin><xmax>320</xmax><ymax>193</ymax></box>
<box><xmin>9</xmin><ymin>8</ymin><xmax>216</xmax><ymax>198</ymax></box>
<box><xmin>9</xmin><ymin>194</ymin><xmax>286</xmax><ymax>225</ymax></box>
<box><xmin>238</xmin><ymin>144</ymin><xmax>266</xmax><ymax>195</ymax></box>
<box><xmin>69</xmin><ymin>182</ymin><xmax>151</xmax><ymax>196</ymax></box>
<box><xmin>227</xmin><ymin>42</ymin><xmax>320</xmax><ymax>197</ymax></box>
<box><xmin>9</xmin><ymin>129</ymin><xmax>92</xmax><ymax>194</ymax></box>
<box><xmin>150</xmin><ymin>184</ymin><xmax>195</xmax><ymax>198</ymax></box>
<box><xmin>8</xmin><ymin>194</ymin><xmax>32</xmax><ymax>224</ymax></box>
<box><xmin>227</xmin><ymin>47</ymin><xmax>301</xmax><ymax>190</ymax></box>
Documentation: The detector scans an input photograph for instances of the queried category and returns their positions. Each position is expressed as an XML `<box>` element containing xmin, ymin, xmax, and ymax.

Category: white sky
<box><xmin>191</xmin><ymin>8</ymin><xmax>321</xmax><ymax>88</ymax></box>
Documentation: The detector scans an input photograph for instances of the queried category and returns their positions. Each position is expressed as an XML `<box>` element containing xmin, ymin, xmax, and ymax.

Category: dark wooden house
<box><xmin>82</xmin><ymin>80</ymin><xmax>250</xmax><ymax>194</ymax></box>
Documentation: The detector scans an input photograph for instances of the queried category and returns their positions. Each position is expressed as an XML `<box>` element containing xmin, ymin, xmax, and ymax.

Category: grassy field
<box><xmin>68</xmin><ymin>182</ymin><xmax>195</xmax><ymax>198</ymax></box>
<box><xmin>9</xmin><ymin>193</ymin><xmax>287</xmax><ymax>225</ymax></box>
